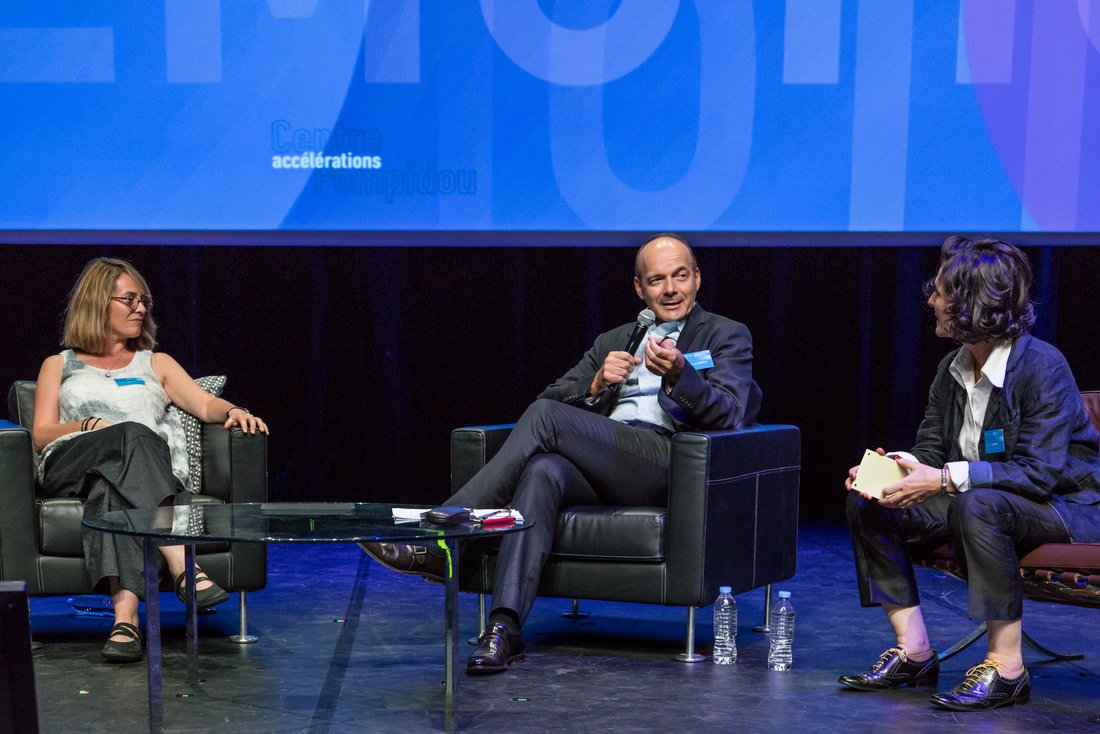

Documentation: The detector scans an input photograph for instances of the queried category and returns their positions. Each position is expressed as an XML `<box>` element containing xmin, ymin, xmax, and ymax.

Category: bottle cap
<box><xmin>719</xmin><ymin>586</ymin><xmax>732</xmax><ymax>594</ymax></box>
<box><xmin>778</xmin><ymin>590</ymin><xmax>791</xmax><ymax>598</ymax></box>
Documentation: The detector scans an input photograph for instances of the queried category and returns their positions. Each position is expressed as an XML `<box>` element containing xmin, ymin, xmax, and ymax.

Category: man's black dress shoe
<box><xmin>466</xmin><ymin>622</ymin><xmax>525</xmax><ymax>675</ymax></box>
<box><xmin>838</xmin><ymin>647</ymin><xmax>939</xmax><ymax>691</ymax></box>
<box><xmin>358</xmin><ymin>542</ymin><xmax>447</xmax><ymax>583</ymax></box>
<box><xmin>930</xmin><ymin>663</ymin><xmax>1030</xmax><ymax>711</ymax></box>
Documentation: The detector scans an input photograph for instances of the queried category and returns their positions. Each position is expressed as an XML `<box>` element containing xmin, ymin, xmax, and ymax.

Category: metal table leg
<box><xmin>184</xmin><ymin>544</ymin><xmax>199</xmax><ymax>689</ymax></box>
<box><xmin>143</xmin><ymin>539</ymin><xmax>164</xmax><ymax>733</ymax></box>
<box><xmin>443</xmin><ymin>538</ymin><xmax>459</xmax><ymax>732</ymax></box>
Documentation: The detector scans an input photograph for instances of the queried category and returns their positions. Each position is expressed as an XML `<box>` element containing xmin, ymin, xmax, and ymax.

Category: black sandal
<box><xmin>174</xmin><ymin>569</ymin><xmax>230</xmax><ymax>609</ymax></box>
<box><xmin>101</xmin><ymin>622</ymin><xmax>143</xmax><ymax>663</ymax></box>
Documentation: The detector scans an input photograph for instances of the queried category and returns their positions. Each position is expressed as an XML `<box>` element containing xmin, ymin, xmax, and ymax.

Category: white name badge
<box><xmin>684</xmin><ymin>350</ymin><xmax>714</xmax><ymax>370</ymax></box>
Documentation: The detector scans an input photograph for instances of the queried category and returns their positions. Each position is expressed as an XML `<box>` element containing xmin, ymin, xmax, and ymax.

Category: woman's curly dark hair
<box><xmin>923</xmin><ymin>235</ymin><xmax>1036</xmax><ymax>343</ymax></box>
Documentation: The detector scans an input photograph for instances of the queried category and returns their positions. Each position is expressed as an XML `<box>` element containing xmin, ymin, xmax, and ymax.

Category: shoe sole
<box><xmin>838</xmin><ymin>677</ymin><xmax>938</xmax><ymax>692</ymax></box>
<box><xmin>930</xmin><ymin>693</ymin><xmax>1029</xmax><ymax>711</ymax></box>
<box><xmin>176</xmin><ymin>588</ymin><xmax>231</xmax><ymax>609</ymax></box>
<box><xmin>101</xmin><ymin>645</ymin><xmax>143</xmax><ymax>663</ymax></box>
<box><xmin>466</xmin><ymin>652</ymin><xmax>525</xmax><ymax>675</ymax></box>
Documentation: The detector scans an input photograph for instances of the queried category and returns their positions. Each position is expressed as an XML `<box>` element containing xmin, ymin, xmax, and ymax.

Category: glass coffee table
<box><xmin>84</xmin><ymin>502</ymin><xmax>530</xmax><ymax>733</ymax></box>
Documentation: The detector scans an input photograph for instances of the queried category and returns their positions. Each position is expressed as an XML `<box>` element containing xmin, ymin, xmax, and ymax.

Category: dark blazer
<box><xmin>910</xmin><ymin>334</ymin><xmax>1100</xmax><ymax>542</ymax></box>
<box><xmin>537</xmin><ymin>304</ymin><xmax>762</xmax><ymax>431</ymax></box>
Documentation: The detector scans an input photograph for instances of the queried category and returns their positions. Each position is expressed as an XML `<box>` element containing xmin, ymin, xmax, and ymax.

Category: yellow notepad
<box><xmin>852</xmin><ymin>450</ymin><xmax>906</xmax><ymax>499</ymax></box>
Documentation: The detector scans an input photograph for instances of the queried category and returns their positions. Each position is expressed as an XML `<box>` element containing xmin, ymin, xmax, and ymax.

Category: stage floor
<box><xmin>26</xmin><ymin>522</ymin><xmax>1100</xmax><ymax>733</ymax></box>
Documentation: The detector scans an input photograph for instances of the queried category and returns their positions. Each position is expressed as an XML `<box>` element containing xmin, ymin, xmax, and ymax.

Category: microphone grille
<box><xmin>637</xmin><ymin>308</ymin><xmax>656</xmax><ymax>327</ymax></box>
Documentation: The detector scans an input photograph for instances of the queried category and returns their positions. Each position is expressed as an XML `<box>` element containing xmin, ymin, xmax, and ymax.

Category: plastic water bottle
<box><xmin>68</xmin><ymin>594</ymin><xmax>114</xmax><ymax>617</ymax></box>
<box><xmin>767</xmin><ymin>590</ymin><xmax>795</xmax><ymax>671</ymax></box>
<box><xmin>712</xmin><ymin>586</ymin><xmax>737</xmax><ymax>664</ymax></box>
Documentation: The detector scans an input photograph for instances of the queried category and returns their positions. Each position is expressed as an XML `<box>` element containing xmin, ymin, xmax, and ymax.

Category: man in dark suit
<box><xmin>363</xmin><ymin>234</ymin><xmax>762</xmax><ymax>675</ymax></box>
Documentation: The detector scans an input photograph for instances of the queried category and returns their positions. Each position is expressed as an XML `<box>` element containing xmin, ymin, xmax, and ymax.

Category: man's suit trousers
<box><xmin>447</xmin><ymin>399</ymin><xmax>671</xmax><ymax>625</ymax></box>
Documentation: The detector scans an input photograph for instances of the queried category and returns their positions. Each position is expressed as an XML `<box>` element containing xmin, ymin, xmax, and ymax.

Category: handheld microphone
<box><xmin>607</xmin><ymin>308</ymin><xmax>656</xmax><ymax>398</ymax></box>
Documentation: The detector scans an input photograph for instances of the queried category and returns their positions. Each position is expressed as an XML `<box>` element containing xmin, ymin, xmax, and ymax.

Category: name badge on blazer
<box><xmin>984</xmin><ymin>428</ymin><xmax>1006</xmax><ymax>454</ymax></box>
<box><xmin>684</xmin><ymin>350</ymin><xmax>714</xmax><ymax>370</ymax></box>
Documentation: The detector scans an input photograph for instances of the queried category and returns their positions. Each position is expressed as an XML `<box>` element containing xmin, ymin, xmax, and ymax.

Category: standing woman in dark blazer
<box><xmin>841</xmin><ymin>236</ymin><xmax>1100</xmax><ymax>710</ymax></box>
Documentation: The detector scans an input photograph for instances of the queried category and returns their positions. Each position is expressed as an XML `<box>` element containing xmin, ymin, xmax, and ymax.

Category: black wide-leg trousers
<box><xmin>40</xmin><ymin>422</ymin><xmax>188</xmax><ymax>598</ymax></box>
<box><xmin>447</xmin><ymin>399</ymin><xmax>672</xmax><ymax>626</ymax></box>
<box><xmin>847</xmin><ymin>487</ymin><xmax>1070</xmax><ymax>621</ymax></box>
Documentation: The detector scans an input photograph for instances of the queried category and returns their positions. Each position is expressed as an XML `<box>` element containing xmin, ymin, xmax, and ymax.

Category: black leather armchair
<box><xmin>1</xmin><ymin>380</ymin><xmax>267</xmax><ymax>637</ymax></box>
<box><xmin>451</xmin><ymin>423</ymin><xmax>801</xmax><ymax>659</ymax></box>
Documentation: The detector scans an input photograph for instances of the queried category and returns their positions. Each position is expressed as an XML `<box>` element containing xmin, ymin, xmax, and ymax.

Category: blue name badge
<box><xmin>114</xmin><ymin>377</ymin><xmax>145</xmax><ymax>387</ymax></box>
<box><xmin>984</xmin><ymin>428</ymin><xmax>1006</xmax><ymax>454</ymax></box>
<box><xmin>683</xmin><ymin>350</ymin><xmax>714</xmax><ymax>370</ymax></box>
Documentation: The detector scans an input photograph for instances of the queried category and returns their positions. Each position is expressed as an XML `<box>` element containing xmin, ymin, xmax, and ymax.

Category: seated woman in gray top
<box><xmin>32</xmin><ymin>257</ymin><xmax>269</xmax><ymax>663</ymax></box>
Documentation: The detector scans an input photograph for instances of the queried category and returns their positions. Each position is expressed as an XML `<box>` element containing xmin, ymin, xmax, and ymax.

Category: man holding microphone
<box><xmin>363</xmin><ymin>233</ymin><xmax>762</xmax><ymax>675</ymax></box>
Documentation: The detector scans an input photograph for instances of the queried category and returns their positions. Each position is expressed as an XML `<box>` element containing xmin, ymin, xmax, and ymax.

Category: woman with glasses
<box><xmin>31</xmin><ymin>257</ymin><xmax>268</xmax><ymax>663</ymax></box>
<box><xmin>840</xmin><ymin>237</ymin><xmax>1100</xmax><ymax>710</ymax></box>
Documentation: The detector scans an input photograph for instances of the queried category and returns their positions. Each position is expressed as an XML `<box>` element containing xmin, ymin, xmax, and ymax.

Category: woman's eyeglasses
<box><xmin>109</xmin><ymin>294</ymin><xmax>154</xmax><ymax>311</ymax></box>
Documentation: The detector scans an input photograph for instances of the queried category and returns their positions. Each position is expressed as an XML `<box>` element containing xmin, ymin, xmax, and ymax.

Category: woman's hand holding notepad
<box><xmin>851</xmin><ymin>449</ymin><xmax>907</xmax><ymax>499</ymax></box>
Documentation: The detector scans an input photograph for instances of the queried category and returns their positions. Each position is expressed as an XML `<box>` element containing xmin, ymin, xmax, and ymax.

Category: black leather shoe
<box><xmin>101</xmin><ymin>622</ymin><xmax>143</xmax><ymax>663</ymax></box>
<box><xmin>930</xmin><ymin>663</ymin><xmax>1030</xmax><ymax>711</ymax></box>
<box><xmin>838</xmin><ymin>647</ymin><xmax>939</xmax><ymax>691</ymax></box>
<box><xmin>358</xmin><ymin>542</ymin><xmax>447</xmax><ymax>583</ymax></box>
<box><xmin>466</xmin><ymin>622</ymin><xmax>525</xmax><ymax>675</ymax></box>
<box><xmin>174</xmin><ymin>570</ymin><xmax>230</xmax><ymax>609</ymax></box>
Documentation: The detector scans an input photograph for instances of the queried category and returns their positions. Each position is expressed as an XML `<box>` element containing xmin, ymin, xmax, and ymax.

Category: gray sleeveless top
<box><xmin>39</xmin><ymin>350</ymin><xmax>191</xmax><ymax>490</ymax></box>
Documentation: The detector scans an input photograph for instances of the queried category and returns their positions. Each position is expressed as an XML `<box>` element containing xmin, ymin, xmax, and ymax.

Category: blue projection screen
<box><xmin>1</xmin><ymin>1</ymin><xmax>1098</xmax><ymax>237</ymax></box>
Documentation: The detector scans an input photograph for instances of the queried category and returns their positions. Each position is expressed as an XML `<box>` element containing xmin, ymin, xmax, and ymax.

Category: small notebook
<box><xmin>851</xmin><ymin>450</ymin><xmax>906</xmax><ymax>499</ymax></box>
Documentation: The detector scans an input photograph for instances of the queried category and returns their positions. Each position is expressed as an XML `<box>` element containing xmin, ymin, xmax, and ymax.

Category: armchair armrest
<box><xmin>450</xmin><ymin>424</ymin><xmax>515</xmax><ymax>493</ymax></box>
<box><xmin>665</xmin><ymin>424</ymin><xmax>801</xmax><ymax>606</ymax></box>
<box><xmin>0</xmin><ymin>421</ymin><xmax>39</xmax><ymax>585</ymax></box>
<box><xmin>200</xmin><ymin>424</ymin><xmax>268</xmax><ymax>504</ymax></box>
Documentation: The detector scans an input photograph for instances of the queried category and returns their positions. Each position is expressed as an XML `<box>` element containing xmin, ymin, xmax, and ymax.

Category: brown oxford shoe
<box><xmin>466</xmin><ymin>622</ymin><xmax>525</xmax><ymax>675</ymax></box>
<box><xmin>358</xmin><ymin>542</ymin><xmax>447</xmax><ymax>583</ymax></box>
<box><xmin>838</xmin><ymin>647</ymin><xmax>939</xmax><ymax>691</ymax></box>
<box><xmin>930</xmin><ymin>663</ymin><xmax>1030</xmax><ymax>711</ymax></box>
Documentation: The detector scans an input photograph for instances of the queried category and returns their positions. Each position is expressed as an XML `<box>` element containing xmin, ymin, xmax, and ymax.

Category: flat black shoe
<box><xmin>467</xmin><ymin>622</ymin><xmax>525</xmax><ymax>675</ymax></box>
<box><xmin>175</xmin><ymin>570</ymin><xmax>230</xmax><ymax>609</ymax></box>
<box><xmin>930</xmin><ymin>663</ymin><xmax>1030</xmax><ymax>711</ymax></box>
<box><xmin>101</xmin><ymin>622</ymin><xmax>143</xmax><ymax>663</ymax></box>
<box><xmin>358</xmin><ymin>542</ymin><xmax>447</xmax><ymax>583</ymax></box>
<box><xmin>838</xmin><ymin>647</ymin><xmax>939</xmax><ymax>691</ymax></box>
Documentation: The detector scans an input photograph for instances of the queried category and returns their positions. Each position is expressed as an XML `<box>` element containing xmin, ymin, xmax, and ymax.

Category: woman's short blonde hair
<box><xmin>62</xmin><ymin>258</ymin><xmax>157</xmax><ymax>354</ymax></box>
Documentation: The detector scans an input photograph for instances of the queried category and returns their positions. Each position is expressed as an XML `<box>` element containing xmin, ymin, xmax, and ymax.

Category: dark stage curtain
<box><xmin>2</xmin><ymin>243</ymin><xmax>1096</xmax><ymax>520</ymax></box>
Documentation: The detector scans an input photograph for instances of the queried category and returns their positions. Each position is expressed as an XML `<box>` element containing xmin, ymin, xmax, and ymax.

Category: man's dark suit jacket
<box><xmin>537</xmin><ymin>304</ymin><xmax>762</xmax><ymax>432</ymax></box>
<box><xmin>911</xmin><ymin>333</ymin><xmax>1100</xmax><ymax>543</ymax></box>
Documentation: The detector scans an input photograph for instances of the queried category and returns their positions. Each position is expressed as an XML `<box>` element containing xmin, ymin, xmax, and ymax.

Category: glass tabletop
<box><xmin>82</xmin><ymin>502</ymin><xmax>531</xmax><ymax>544</ymax></box>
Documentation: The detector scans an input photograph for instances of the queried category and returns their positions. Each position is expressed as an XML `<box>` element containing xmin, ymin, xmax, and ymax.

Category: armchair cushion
<box><xmin>171</xmin><ymin>374</ymin><xmax>226</xmax><ymax>494</ymax></box>
<box><xmin>553</xmin><ymin>506</ymin><xmax>666</xmax><ymax>561</ymax></box>
<box><xmin>37</xmin><ymin>499</ymin><xmax>85</xmax><ymax>556</ymax></box>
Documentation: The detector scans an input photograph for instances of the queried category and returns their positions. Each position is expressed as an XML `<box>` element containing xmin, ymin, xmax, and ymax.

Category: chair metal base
<box><xmin>468</xmin><ymin>593</ymin><xmax>488</xmax><ymax>645</ymax></box>
<box><xmin>561</xmin><ymin>598</ymin><xmax>590</xmax><ymax>619</ymax></box>
<box><xmin>675</xmin><ymin>606</ymin><xmax>706</xmax><ymax>663</ymax></box>
<box><xmin>228</xmin><ymin>592</ymin><xmax>259</xmax><ymax>645</ymax></box>
<box><xmin>752</xmin><ymin>584</ymin><xmax>773</xmax><ymax>633</ymax></box>
<box><xmin>937</xmin><ymin>621</ymin><xmax>1084</xmax><ymax>663</ymax></box>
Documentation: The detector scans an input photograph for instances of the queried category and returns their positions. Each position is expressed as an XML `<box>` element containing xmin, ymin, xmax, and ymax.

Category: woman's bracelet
<box><xmin>226</xmin><ymin>405</ymin><xmax>252</xmax><ymax>420</ymax></box>
<box><xmin>80</xmin><ymin>417</ymin><xmax>91</xmax><ymax>432</ymax></box>
<box><xmin>81</xmin><ymin>417</ymin><xmax>102</xmax><ymax>432</ymax></box>
<box><xmin>90</xmin><ymin>417</ymin><xmax>102</xmax><ymax>431</ymax></box>
<box><xmin>939</xmin><ymin>466</ymin><xmax>949</xmax><ymax>495</ymax></box>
